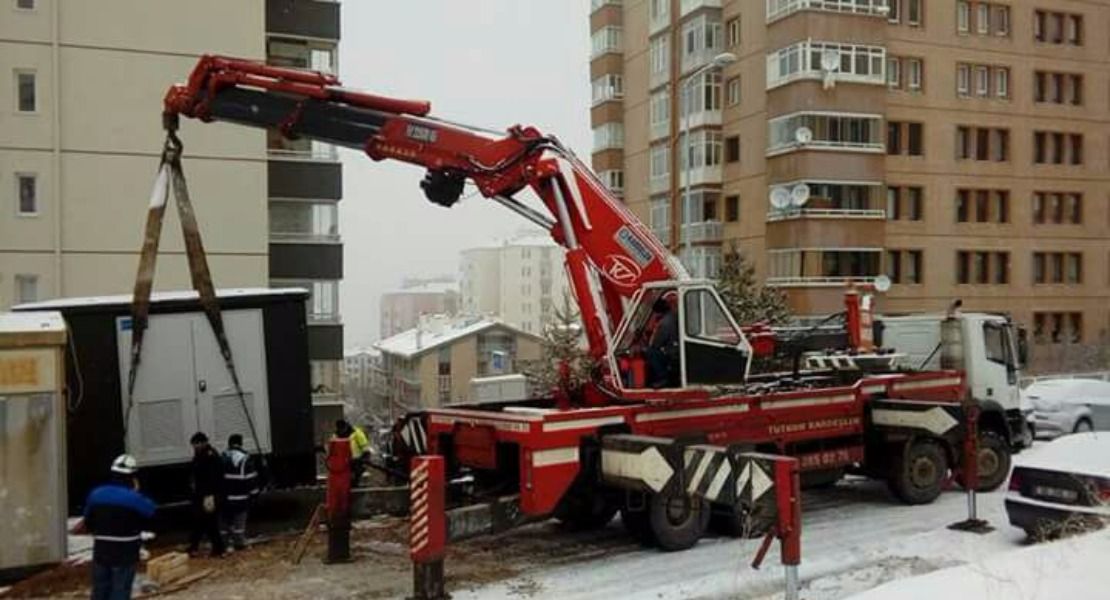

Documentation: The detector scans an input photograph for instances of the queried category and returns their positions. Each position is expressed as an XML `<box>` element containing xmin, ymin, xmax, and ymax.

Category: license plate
<box><xmin>1033</xmin><ymin>485</ymin><xmax>1079</xmax><ymax>502</ymax></box>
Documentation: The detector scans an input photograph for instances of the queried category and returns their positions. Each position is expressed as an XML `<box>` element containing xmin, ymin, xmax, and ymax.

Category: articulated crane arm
<box><xmin>164</xmin><ymin>56</ymin><xmax>686</xmax><ymax>396</ymax></box>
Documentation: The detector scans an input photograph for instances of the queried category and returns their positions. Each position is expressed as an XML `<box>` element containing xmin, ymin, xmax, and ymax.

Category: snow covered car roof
<box><xmin>1022</xmin><ymin>378</ymin><xmax>1110</xmax><ymax>407</ymax></box>
<box><xmin>1014</xmin><ymin>432</ymin><xmax>1110</xmax><ymax>478</ymax></box>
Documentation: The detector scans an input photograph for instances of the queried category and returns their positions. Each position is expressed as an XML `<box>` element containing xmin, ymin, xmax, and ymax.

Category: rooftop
<box><xmin>13</xmin><ymin>288</ymin><xmax>308</xmax><ymax>311</ymax></box>
<box><xmin>375</xmin><ymin>315</ymin><xmax>533</xmax><ymax>358</ymax></box>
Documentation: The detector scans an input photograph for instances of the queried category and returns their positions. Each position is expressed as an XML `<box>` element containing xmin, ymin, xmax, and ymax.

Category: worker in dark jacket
<box><xmin>220</xmin><ymin>434</ymin><xmax>259</xmax><ymax>550</ymax></box>
<box><xmin>186</xmin><ymin>431</ymin><xmax>226</xmax><ymax>557</ymax></box>
<box><xmin>83</xmin><ymin>454</ymin><xmax>156</xmax><ymax>600</ymax></box>
<box><xmin>646</xmin><ymin>296</ymin><xmax>680</xmax><ymax>388</ymax></box>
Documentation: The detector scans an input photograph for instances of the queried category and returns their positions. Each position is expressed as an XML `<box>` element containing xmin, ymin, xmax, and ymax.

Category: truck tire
<box><xmin>959</xmin><ymin>430</ymin><xmax>1010</xmax><ymax>492</ymax></box>
<box><xmin>555</xmin><ymin>492</ymin><xmax>618</xmax><ymax>531</ymax></box>
<box><xmin>888</xmin><ymin>439</ymin><xmax>947</xmax><ymax>505</ymax></box>
<box><xmin>648</xmin><ymin>491</ymin><xmax>710</xmax><ymax>551</ymax></box>
<box><xmin>621</xmin><ymin>504</ymin><xmax>655</xmax><ymax>546</ymax></box>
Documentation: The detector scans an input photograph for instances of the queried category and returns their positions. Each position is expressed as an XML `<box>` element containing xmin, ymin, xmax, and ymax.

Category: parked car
<box><xmin>1005</xmin><ymin>432</ymin><xmax>1110</xmax><ymax>540</ymax></box>
<box><xmin>1023</xmin><ymin>379</ymin><xmax>1110</xmax><ymax>439</ymax></box>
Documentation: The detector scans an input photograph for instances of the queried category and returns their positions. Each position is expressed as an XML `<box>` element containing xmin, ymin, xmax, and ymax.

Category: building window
<box><xmin>956</xmin><ymin>126</ymin><xmax>1008</xmax><ymax>162</ymax></box>
<box><xmin>1035</xmin><ymin>10</ymin><xmax>1082</xmax><ymax>46</ymax></box>
<box><xmin>591</xmin><ymin>74</ymin><xmax>624</xmax><ymax>105</ymax></box>
<box><xmin>727</xmin><ymin>16</ymin><xmax>741</xmax><ymax>47</ymax></box>
<box><xmin>887</xmin><ymin>121</ymin><xmax>923</xmax><ymax>156</ymax></box>
<box><xmin>650</xmin><ymin>35</ymin><xmax>670</xmax><ymax>80</ymax></box>
<box><xmin>888</xmin><ymin>250</ymin><xmax>925</xmax><ymax>284</ymax></box>
<box><xmin>1035</xmin><ymin>72</ymin><xmax>1083</xmax><ymax>105</ymax></box>
<box><xmin>650</xmin><ymin>195</ymin><xmax>671</xmax><ymax>243</ymax></box>
<box><xmin>956</xmin><ymin>64</ymin><xmax>969</xmax><ymax>96</ymax></box>
<box><xmin>725</xmin><ymin>136</ymin><xmax>740</xmax><ymax>163</ymax></box>
<box><xmin>974</xmin><ymin>66</ymin><xmax>988</xmax><ymax>96</ymax></box>
<box><xmin>591</xmin><ymin>26</ymin><xmax>623</xmax><ymax>57</ymax></box>
<box><xmin>1033</xmin><ymin>192</ymin><xmax>1083</xmax><ymax>225</ymax></box>
<box><xmin>16</xmin><ymin>173</ymin><xmax>38</xmax><ymax>215</ymax></box>
<box><xmin>766</xmin><ymin>40</ymin><xmax>886</xmax><ymax>89</ymax></box>
<box><xmin>599</xmin><ymin>170</ymin><xmax>624</xmax><ymax>195</ymax></box>
<box><xmin>995</xmin><ymin>68</ymin><xmax>1008</xmax><ymax>98</ymax></box>
<box><xmin>906</xmin><ymin>58</ymin><xmax>923</xmax><ymax>91</ymax></box>
<box><xmin>16</xmin><ymin>0</ymin><xmax>35</xmax><ymax>9</ymax></box>
<box><xmin>681</xmin><ymin>14</ymin><xmax>723</xmax><ymax>72</ymax></box>
<box><xmin>906</xmin><ymin>0</ymin><xmax>922</xmax><ymax>25</ymax></box>
<box><xmin>768</xmin><ymin>112</ymin><xmax>883</xmax><ymax>154</ymax></box>
<box><xmin>887</xmin><ymin>57</ymin><xmax>901</xmax><ymax>88</ymax></box>
<box><xmin>680</xmin><ymin>129</ymin><xmax>723</xmax><ymax>171</ymax></box>
<box><xmin>956</xmin><ymin>250</ymin><xmax>1009</xmax><ymax>285</ymax></box>
<box><xmin>994</xmin><ymin>5</ymin><xmax>1010</xmax><ymax>35</ymax></box>
<box><xmin>1033</xmin><ymin>130</ymin><xmax>1082</xmax><ymax>165</ymax></box>
<box><xmin>15</xmin><ymin>274</ymin><xmax>38</xmax><ymax>304</ymax></box>
<box><xmin>16</xmin><ymin>70</ymin><xmax>36</xmax><ymax>113</ymax></box>
<box><xmin>650</xmin><ymin>143</ymin><xmax>670</xmax><ymax>182</ymax></box>
<box><xmin>592</xmin><ymin>122</ymin><xmax>624</xmax><ymax>151</ymax></box>
<box><xmin>680</xmin><ymin>70</ymin><xmax>722</xmax><ymax>116</ymax></box>
<box><xmin>726</xmin><ymin>76</ymin><xmax>741</xmax><ymax>106</ymax></box>
<box><xmin>976</xmin><ymin>3</ymin><xmax>990</xmax><ymax>34</ymax></box>
<box><xmin>725</xmin><ymin>195</ymin><xmax>739</xmax><ymax>222</ymax></box>
<box><xmin>888</xmin><ymin>0</ymin><xmax>901</xmax><ymax>22</ymax></box>
<box><xmin>887</xmin><ymin>186</ymin><xmax>924</xmax><ymax>221</ymax></box>
<box><xmin>957</xmin><ymin>1</ymin><xmax>970</xmax><ymax>32</ymax></box>
<box><xmin>1033</xmin><ymin>252</ymin><xmax>1082</xmax><ymax>285</ymax></box>
<box><xmin>1032</xmin><ymin>312</ymin><xmax>1082</xmax><ymax>344</ymax></box>
<box><xmin>650</xmin><ymin>0</ymin><xmax>669</xmax><ymax>27</ymax></box>
<box><xmin>957</xmin><ymin>189</ymin><xmax>1009</xmax><ymax>224</ymax></box>
<box><xmin>649</xmin><ymin>90</ymin><xmax>670</xmax><ymax>136</ymax></box>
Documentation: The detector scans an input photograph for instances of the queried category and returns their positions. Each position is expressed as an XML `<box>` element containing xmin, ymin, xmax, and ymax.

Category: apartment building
<box><xmin>589</xmin><ymin>0</ymin><xmax>1110</xmax><ymax>369</ymax></box>
<box><xmin>1</xmin><ymin>1</ymin><xmax>268</xmax><ymax>309</ymax></box>
<box><xmin>1</xmin><ymin>0</ymin><xmax>344</xmax><ymax>413</ymax></box>
<box><xmin>459</xmin><ymin>231</ymin><xmax>572</xmax><ymax>335</ymax></box>
<box><xmin>380</xmin><ymin>276</ymin><xmax>459</xmax><ymax>338</ymax></box>
<box><xmin>264</xmin><ymin>0</ymin><xmax>345</xmax><ymax>411</ymax></box>
<box><xmin>375</xmin><ymin>315</ymin><xmax>542</xmax><ymax>415</ymax></box>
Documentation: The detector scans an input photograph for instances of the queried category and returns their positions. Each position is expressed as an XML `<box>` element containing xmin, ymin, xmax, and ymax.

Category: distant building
<box><xmin>380</xmin><ymin>277</ymin><xmax>459</xmax><ymax>339</ymax></box>
<box><xmin>343</xmin><ymin>346</ymin><xmax>387</xmax><ymax>416</ymax></box>
<box><xmin>375</xmin><ymin>315</ymin><xmax>542</xmax><ymax>415</ymax></box>
<box><xmin>459</xmin><ymin>231</ymin><xmax>572</xmax><ymax>335</ymax></box>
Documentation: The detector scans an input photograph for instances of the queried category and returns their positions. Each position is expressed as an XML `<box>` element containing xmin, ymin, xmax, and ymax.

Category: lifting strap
<box><xmin>124</xmin><ymin>127</ymin><xmax>266</xmax><ymax>471</ymax></box>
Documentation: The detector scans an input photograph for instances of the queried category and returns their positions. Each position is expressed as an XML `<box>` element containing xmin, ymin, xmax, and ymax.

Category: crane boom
<box><xmin>164</xmin><ymin>55</ymin><xmax>685</xmax><ymax>370</ymax></box>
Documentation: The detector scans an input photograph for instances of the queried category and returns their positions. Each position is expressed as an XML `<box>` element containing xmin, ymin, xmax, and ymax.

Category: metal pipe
<box><xmin>784</xmin><ymin>565</ymin><xmax>800</xmax><ymax>600</ymax></box>
<box><xmin>550</xmin><ymin>178</ymin><xmax>579</xmax><ymax>249</ymax></box>
<box><xmin>491</xmin><ymin>195</ymin><xmax>556</xmax><ymax>230</ymax></box>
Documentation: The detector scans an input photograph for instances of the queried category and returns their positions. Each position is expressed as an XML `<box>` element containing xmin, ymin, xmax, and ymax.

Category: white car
<box><xmin>1005</xmin><ymin>432</ymin><xmax>1110</xmax><ymax>540</ymax></box>
<box><xmin>1024</xmin><ymin>379</ymin><xmax>1110</xmax><ymax>439</ymax></box>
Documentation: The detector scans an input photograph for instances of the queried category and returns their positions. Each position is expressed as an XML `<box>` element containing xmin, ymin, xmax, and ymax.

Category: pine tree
<box><xmin>716</xmin><ymin>244</ymin><xmax>791</xmax><ymax>326</ymax></box>
<box><xmin>522</xmin><ymin>294</ymin><xmax>596</xmax><ymax>396</ymax></box>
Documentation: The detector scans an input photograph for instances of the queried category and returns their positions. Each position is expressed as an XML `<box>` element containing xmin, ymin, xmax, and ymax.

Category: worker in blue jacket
<box><xmin>82</xmin><ymin>454</ymin><xmax>156</xmax><ymax>600</ymax></box>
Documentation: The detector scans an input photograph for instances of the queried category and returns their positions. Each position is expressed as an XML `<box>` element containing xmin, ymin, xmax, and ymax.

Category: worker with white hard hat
<box><xmin>80</xmin><ymin>454</ymin><xmax>156</xmax><ymax>600</ymax></box>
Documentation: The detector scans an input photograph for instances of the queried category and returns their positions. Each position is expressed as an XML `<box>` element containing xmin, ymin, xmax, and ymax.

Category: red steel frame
<box><xmin>424</xmin><ymin>371</ymin><xmax>964</xmax><ymax>515</ymax></box>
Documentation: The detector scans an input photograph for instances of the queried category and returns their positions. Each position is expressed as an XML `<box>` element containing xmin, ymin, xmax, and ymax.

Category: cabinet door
<box><xmin>116</xmin><ymin>314</ymin><xmax>199</xmax><ymax>466</ymax></box>
<box><xmin>191</xmin><ymin>309</ymin><xmax>271</xmax><ymax>453</ymax></box>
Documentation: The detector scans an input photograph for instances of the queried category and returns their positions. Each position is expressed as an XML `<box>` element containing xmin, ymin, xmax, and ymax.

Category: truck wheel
<box><xmin>648</xmin><ymin>491</ymin><xmax>710</xmax><ymax>551</ymax></box>
<box><xmin>888</xmin><ymin>439</ymin><xmax>947</xmax><ymax>505</ymax></box>
<box><xmin>555</xmin><ymin>492</ymin><xmax>618</xmax><ymax>531</ymax></box>
<box><xmin>621</xmin><ymin>504</ymin><xmax>655</xmax><ymax>546</ymax></box>
<box><xmin>711</xmin><ymin>502</ymin><xmax>775</xmax><ymax>538</ymax></box>
<box><xmin>961</xmin><ymin>430</ymin><xmax>1010</xmax><ymax>492</ymax></box>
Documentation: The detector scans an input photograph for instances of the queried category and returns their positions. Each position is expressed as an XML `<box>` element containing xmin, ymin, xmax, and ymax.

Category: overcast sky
<box><xmin>337</xmin><ymin>1</ymin><xmax>592</xmax><ymax>348</ymax></box>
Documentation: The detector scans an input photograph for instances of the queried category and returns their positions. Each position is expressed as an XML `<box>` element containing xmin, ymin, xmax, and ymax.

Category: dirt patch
<box><xmin>1</xmin><ymin>563</ymin><xmax>89</xmax><ymax>599</ymax></box>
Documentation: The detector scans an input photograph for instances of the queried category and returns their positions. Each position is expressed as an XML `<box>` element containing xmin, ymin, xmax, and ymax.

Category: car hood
<box><xmin>1015</xmin><ymin>433</ymin><xmax>1110</xmax><ymax>478</ymax></box>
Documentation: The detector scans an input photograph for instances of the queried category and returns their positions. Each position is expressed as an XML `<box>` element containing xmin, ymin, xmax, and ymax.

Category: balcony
<box><xmin>649</xmin><ymin>174</ymin><xmax>671</xmax><ymax>195</ymax></box>
<box><xmin>767</xmin><ymin>112</ymin><xmax>885</xmax><ymax>157</ymax></box>
<box><xmin>766</xmin><ymin>41</ymin><xmax>886</xmax><ymax>90</ymax></box>
<box><xmin>679</xmin><ymin>164</ymin><xmax>723</xmax><ymax>187</ymax></box>
<box><xmin>681</xmin><ymin>0</ymin><xmax>723</xmax><ymax>17</ymax></box>
<box><xmin>266</xmin><ymin>0</ymin><xmax>340</xmax><ymax>40</ymax></box>
<box><xmin>767</xmin><ymin>0</ymin><xmax>891</xmax><ymax>24</ymax></box>
<box><xmin>766</xmin><ymin>275</ymin><xmax>880</xmax><ymax>287</ymax></box>
<box><xmin>681</xmin><ymin>221</ymin><xmax>724</xmax><ymax>243</ymax></box>
<box><xmin>767</xmin><ymin>207</ymin><xmax>886</xmax><ymax>221</ymax></box>
<box><xmin>270</xmin><ymin>201</ymin><xmax>340</xmax><ymax>243</ymax></box>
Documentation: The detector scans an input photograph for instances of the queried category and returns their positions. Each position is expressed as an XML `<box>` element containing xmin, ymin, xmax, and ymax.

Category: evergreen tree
<box><xmin>716</xmin><ymin>244</ymin><xmax>791</xmax><ymax>325</ymax></box>
<box><xmin>522</xmin><ymin>294</ymin><xmax>595</xmax><ymax>396</ymax></box>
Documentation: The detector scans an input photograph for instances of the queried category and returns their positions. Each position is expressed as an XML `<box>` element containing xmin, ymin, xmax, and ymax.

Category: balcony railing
<box><xmin>765</xmin><ymin>275</ymin><xmax>879</xmax><ymax>287</ymax></box>
<box><xmin>767</xmin><ymin>0</ymin><xmax>890</xmax><ymax>23</ymax></box>
<box><xmin>649</xmin><ymin>174</ymin><xmax>671</xmax><ymax>195</ymax></box>
<box><xmin>681</xmin><ymin>220</ymin><xmax>724</xmax><ymax>243</ymax></box>
<box><xmin>766</xmin><ymin>208</ymin><xmax>887</xmax><ymax>222</ymax></box>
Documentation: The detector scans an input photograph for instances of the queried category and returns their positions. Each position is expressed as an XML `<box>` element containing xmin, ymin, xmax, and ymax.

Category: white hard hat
<box><xmin>111</xmin><ymin>454</ymin><xmax>138</xmax><ymax>475</ymax></box>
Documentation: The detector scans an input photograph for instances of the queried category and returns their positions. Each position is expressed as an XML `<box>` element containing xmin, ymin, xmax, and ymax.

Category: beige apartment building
<box><xmin>376</xmin><ymin>315</ymin><xmax>542</xmax><ymax>414</ymax></box>
<box><xmin>2</xmin><ymin>0</ymin><xmax>345</xmax><ymax>409</ymax></box>
<box><xmin>590</xmin><ymin>0</ymin><xmax>1110</xmax><ymax>369</ymax></box>
<box><xmin>459</xmin><ymin>231</ymin><xmax>572</xmax><ymax>335</ymax></box>
<box><xmin>380</xmin><ymin>277</ymin><xmax>459</xmax><ymax>338</ymax></box>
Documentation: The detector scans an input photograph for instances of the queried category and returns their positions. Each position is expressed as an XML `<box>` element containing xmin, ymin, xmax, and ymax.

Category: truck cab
<box><xmin>878</xmin><ymin>312</ymin><xmax>1029</xmax><ymax>450</ymax></box>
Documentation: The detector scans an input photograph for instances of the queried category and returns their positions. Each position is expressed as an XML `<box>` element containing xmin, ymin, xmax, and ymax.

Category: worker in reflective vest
<box><xmin>221</xmin><ymin>434</ymin><xmax>259</xmax><ymax>551</ymax></box>
<box><xmin>335</xmin><ymin>419</ymin><xmax>372</xmax><ymax>487</ymax></box>
<box><xmin>81</xmin><ymin>454</ymin><xmax>156</xmax><ymax>600</ymax></box>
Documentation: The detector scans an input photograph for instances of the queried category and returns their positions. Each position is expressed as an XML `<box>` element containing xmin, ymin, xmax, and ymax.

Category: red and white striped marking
<box><xmin>409</xmin><ymin>460</ymin><xmax>430</xmax><ymax>556</ymax></box>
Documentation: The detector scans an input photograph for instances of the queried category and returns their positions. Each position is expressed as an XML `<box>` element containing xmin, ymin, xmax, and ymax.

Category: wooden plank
<box><xmin>289</xmin><ymin>503</ymin><xmax>325</xmax><ymax>565</ymax></box>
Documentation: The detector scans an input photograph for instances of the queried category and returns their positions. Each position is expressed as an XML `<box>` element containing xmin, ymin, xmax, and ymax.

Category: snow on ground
<box><xmin>848</xmin><ymin>528</ymin><xmax>1110</xmax><ymax>599</ymax></box>
<box><xmin>458</xmin><ymin>480</ymin><xmax>1022</xmax><ymax>600</ymax></box>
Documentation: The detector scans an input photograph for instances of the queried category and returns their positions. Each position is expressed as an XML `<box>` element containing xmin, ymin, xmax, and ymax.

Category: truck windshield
<box><xmin>983</xmin><ymin>321</ymin><xmax>1018</xmax><ymax>384</ymax></box>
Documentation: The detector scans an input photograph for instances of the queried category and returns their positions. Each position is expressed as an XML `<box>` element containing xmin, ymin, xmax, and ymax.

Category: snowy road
<box><xmin>456</xmin><ymin>478</ymin><xmax>1025</xmax><ymax>600</ymax></box>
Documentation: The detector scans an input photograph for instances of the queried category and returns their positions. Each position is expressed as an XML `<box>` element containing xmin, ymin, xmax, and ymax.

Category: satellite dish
<box><xmin>873</xmin><ymin>275</ymin><xmax>892</xmax><ymax>293</ymax></box>
<box><xmin>820</xmin><ymin>50</ymin><xmax>840</xmax><ymax>72</ymax></box>
<box><xmin>790</xmin><ymin>183</ymin><xmax>811</xmax><ymax>207</ymax></box>
<box><xmin>794</xmin><ymin>126</ymin><xmax>813</xmax><ymax>145</ymax></box>
<box><xmin>770</xmin><ymin>187</ymin><xmax>791</xmax><ymax>210</ymax></box>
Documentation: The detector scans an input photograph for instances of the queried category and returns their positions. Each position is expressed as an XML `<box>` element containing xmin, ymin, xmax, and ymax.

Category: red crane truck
<box><xmin>163</xmin><ymin>56</ymin><xmax>1012</xmax><ymax>551</ymax></box>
